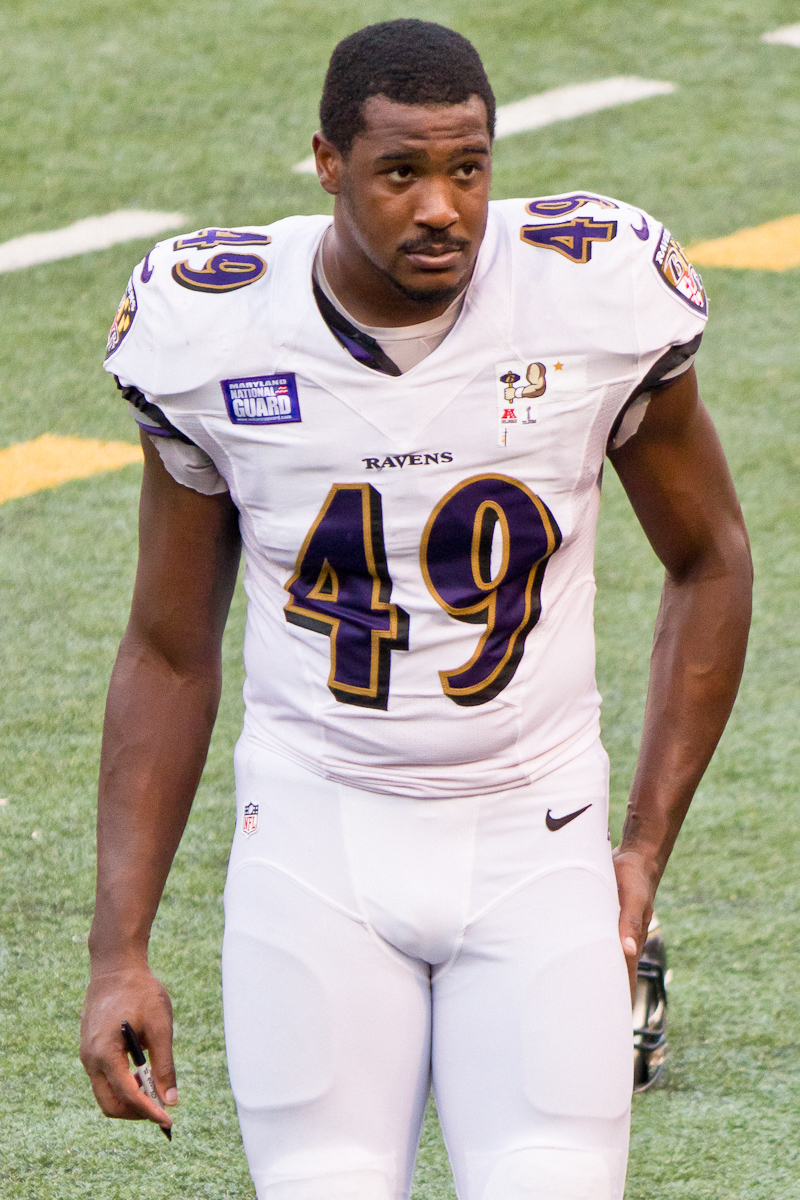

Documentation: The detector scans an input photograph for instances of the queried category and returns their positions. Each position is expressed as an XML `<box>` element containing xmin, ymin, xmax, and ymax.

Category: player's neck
<box><xmin>321</xmin><ymin>223</ymin><xmax>468</xmax><ymax>328</ymax></box>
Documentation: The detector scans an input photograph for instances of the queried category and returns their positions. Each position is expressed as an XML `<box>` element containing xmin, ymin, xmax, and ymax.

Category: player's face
<box><xmin>316</xmin><ymin>94</ymin><xmax>492</xmax><ymax>309</ymax></box>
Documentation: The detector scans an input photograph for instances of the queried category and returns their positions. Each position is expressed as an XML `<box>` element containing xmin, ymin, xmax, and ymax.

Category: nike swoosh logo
<box><xmin>631</xmin><ymin>215</ymin><xmax>650</xmax><ymax>241</ymax></box>
<box><xmin>546</xmin><ymin>803</ymin><xmax>592</xmax><ymax>831</ymax></box>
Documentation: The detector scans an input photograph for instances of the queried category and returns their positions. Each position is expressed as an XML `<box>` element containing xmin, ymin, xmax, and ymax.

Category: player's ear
<box><xmin>312</xmin><ymin>132</ymin><xmax>344</xmax><ymax>195</ymax></box>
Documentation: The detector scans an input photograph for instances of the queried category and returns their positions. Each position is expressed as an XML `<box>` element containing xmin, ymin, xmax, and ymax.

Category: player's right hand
<box><xmin>80</xmin><ymin>965</ymin><xmax>176</xmax><ymax>1131</ymax></box>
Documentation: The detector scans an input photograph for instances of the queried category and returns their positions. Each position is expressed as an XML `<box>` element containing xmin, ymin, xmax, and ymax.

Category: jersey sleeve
<box><xmin>102</xmin><ymin>225</ymin><xmax>277</xmax><ymax>494</ymax></box>
<box><xmin>148</xmin><ymin>437</ymin><xmax>229</xmax><ymax>495</ymax></box>
<box><xmin>609</xmin><ymin>208</ymin><xmax>707</xmax><ymax>449</ymax></box>
<box><xmin>102</xmin><ymin>227</ymin><xmax>272</xmax><ymax>394</ymax></box>
<box><xmin>608</xmin><ymin>330</ymin><xmax>702</xmax><ymax>450</ymax></box>
<box><xmin>114</xmin><ymin>376</ymin><xmax>229</xmax><ymax>495</ymax></box>
<box><xmin>502</xmin><ymin>191</ymin><xmax>708</xmax><ymax>451</ymax></box>
<box><xmin>116</xmin><ymin>379</ymin><xmax>228</xmax><ymax>494</ymax></box>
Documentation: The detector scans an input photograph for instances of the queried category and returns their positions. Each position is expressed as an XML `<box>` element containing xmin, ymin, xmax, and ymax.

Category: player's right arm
<box><xmin>80</xmin><ymin>433</ymin><xmax>241</xmax><ymax>1130</ymax></box>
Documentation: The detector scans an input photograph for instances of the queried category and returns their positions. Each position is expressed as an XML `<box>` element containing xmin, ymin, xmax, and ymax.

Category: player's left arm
<box><xmin>607</xmin><ymin>364</ymin><xmax>752</xmax><ymax>993</ymax></box>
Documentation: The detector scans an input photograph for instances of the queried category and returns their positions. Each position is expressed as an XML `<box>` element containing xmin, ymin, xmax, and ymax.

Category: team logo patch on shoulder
<box><xmin>222</xmin><ymin>374</ymin><xmax>301</xmax><ymax>425</ymax></box>
<box><xmin>172</xmin><ymin>253</ymin><xmax>267</xmax><ymax>293</ymax></box>
<box><xmin>520</xmin><ymin>217</ymin><xmax>617</xmax><ymax>263</ymax></box>
<box><xmin>526</xmin><ymin>194</ymin><xmax>618</xmax><ymax>219</ymax></box>
<box><xmin>173</xmin><ymin>229</ymin><xmax>272</xmax><ymax>251</ymax></box>
<box><xmin>653</xmin><ymin>227</ymin><xmax>707</xmax><ymax>314</ymax></box>
<box><xmin>105</xmin><ymin>279</ymin><xmax>137</xmax><ymax>357</ymax></box>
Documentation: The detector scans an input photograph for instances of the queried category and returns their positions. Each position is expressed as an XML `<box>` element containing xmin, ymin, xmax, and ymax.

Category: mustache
<box><xmin>399</xmin><ymin>233</ymin><xmax>469</xmax><ymax>254</ymax></box>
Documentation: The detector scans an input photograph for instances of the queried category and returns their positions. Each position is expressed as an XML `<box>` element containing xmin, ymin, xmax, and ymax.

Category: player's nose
<box><xmin>412</xmin><ymin>177</ymin><xmax>460</xmax><ymax>229</ymax></box>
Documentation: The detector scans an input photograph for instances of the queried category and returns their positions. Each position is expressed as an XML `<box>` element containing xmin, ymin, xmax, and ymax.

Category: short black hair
<box><xmin>320</xmin><ymin>19</ymin><xmax>496</xmax><ymax>154</ymax></box>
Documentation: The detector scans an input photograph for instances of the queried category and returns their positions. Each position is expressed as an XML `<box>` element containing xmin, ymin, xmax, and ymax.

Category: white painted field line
<box><xmin>292</xmin><ymin>76</ymin><xmax>676</xmax><ymax>174</ymax></box>
<box><xmin>762</xmin><ymin>24</ymin><xmax>800</xmax><ymax>48</ymax></box>
<box><xmin>0</xmin><ymin>209</ymin><xmax>186</xmax><ymax>273</ymax></box>
<box><xmin>494</xmin><ymin>76</ymin><xmax>675</xmax><ymax>136</ymax></box>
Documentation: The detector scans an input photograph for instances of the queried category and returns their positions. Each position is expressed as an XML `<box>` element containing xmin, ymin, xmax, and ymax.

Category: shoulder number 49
<box><xmin>285</xmin><ymin>474</ymin><xmax>561</xmax><ymax>709</ymax></box>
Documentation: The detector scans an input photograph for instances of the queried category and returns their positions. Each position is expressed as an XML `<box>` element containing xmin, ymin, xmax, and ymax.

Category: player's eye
<box><xmin>453</xmin><ymin>162</ymin><xmax>483</xmax><ymax>180</ymax></box>
<box><xmin>386</xmin><ymin>165</ymin><xmax>415</xmax><ymax>182</ymax></box>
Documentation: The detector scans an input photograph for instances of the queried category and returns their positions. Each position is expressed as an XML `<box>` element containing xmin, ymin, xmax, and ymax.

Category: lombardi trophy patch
<box><xmin>242</xmin><ymin>802</ymin><xmax>259</xmax><ymax>837</ymax></box>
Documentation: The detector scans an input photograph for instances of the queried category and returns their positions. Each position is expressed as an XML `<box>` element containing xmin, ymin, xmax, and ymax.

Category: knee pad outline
<box><xmin>254</xmin><ymin>1162</ymin><xmax>394</xmax><ymax>1200</ymax></box>
<box><xmin>480</xmin><ymin>1146</ymin><xmax>612</xmax><ymax>1200</ymax></box>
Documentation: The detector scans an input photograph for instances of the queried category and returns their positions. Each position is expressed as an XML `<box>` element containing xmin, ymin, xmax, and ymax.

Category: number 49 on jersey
<box><xmin>284</xmin><ymin>474</ymin><xmax>561</xmax><ymax>710</ymax></box>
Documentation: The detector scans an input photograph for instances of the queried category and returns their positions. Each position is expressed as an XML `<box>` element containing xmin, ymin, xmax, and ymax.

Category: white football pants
<box><xmin>222</xmin><ymin>739</ymin><xmax>632</xmax><ymax>1200</ymax></box>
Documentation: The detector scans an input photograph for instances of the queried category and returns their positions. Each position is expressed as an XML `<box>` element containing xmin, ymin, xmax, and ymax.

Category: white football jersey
<box><xmin>104</xmin><ymin>194</ymin><xmax>707</xmax><ymax>798</ymax></box>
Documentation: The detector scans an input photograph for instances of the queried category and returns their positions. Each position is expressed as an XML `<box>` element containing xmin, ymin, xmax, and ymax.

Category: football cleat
<box><xmin>632</xmin><ymin>915</ymin><xmax>671</xmax><ymax>1092</ymax></box>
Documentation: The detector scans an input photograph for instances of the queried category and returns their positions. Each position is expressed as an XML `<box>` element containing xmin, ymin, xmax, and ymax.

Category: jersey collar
<box><xmin>272</xmin><ymin>209</ymin><xmax>513</xmax><ymax>445</ymax></box>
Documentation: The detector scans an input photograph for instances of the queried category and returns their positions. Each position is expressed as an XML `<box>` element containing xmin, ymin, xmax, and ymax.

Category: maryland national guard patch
<box><xmin>222</xmin><ymin>374</ymin><xmax>301</xmax><ymax>425</ymax></box>
<box><xmin>105</xmin><ymin>279</ymin><xmax>137</xmax><ymax>357</ymax></box>
<box><xmin>653</xmin><ymin>227</ymin><xmax>707</xmax><ymax>314</ymax></box>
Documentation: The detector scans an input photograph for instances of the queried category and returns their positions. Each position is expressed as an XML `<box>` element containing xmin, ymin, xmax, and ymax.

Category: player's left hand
<box><xmin>612</xmin><ymin>847</ymin><xmax>660</xmax><ymax>998</ymax></box>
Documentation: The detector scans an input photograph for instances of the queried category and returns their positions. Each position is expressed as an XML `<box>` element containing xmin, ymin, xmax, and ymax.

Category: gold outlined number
<box><xmin>520</xmin><ymin>217</ymin><xmax>617</xmax><ymax>263</ymax></box>
<box><xmin>284</xmin><ymin>484</ymin><xmax>409</xmax><ymax>709</ymax></box>
<box><xmin>420</xmin><ymin>474</ymin><xmax>561</xmax><ymax>705</ymax></box>
<box><xmin>285</xmin><ymin>476</ymin><xmax>561</xmax><ymax>708</ymax></box>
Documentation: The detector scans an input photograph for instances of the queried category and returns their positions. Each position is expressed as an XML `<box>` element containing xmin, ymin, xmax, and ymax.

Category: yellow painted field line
<box><xmin>687</xmin><ymin>214</ymin><xmax>800</xmax><ymax>271</ymax></box>
<box><xmin>0</xmin><ymin>433</ymin><xmax>142</xmax><ymax>504</ymax></box>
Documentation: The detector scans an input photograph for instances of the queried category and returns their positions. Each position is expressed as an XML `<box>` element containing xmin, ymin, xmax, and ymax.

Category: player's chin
<box><xmin>392</xmin><ymin>266</ymin><xmax>467</xmax><ymax>307</ymax></box>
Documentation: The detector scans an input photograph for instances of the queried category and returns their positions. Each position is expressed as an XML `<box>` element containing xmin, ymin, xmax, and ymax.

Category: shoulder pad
<box><xmin>102</xmin><ymin>216</ymin><xmax>324</xmax><ymax>394</ymax></box>
<box><xmin>496</xmin><ymin>193</ymin><xmax>707</xmax><ymax>352</ymax></box>
<box><xmin>504</xmin><ymin>191</ymin><xmax>707</xmax><ymax>313</ymax></box>
<box><xmin>497</xmin><ymin>191</ymin><xmax>649</xmax><ymax>266</ymax></box>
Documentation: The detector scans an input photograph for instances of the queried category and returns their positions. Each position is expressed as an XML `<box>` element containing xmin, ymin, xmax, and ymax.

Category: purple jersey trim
<box><xmin>135</xmin><ymin>419</ymin><xmax>178</xmax><ymax>438</ymax></box>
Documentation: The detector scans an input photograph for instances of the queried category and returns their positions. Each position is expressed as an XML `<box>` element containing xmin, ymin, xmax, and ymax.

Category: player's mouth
<box><xmin>400</xmin><ymin>236</ymin><xmax>469</xmax><ymax>271</ymax></box>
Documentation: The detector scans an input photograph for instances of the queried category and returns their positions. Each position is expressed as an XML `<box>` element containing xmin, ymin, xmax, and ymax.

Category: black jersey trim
<box><xmin>607</xmin><ymin>332</ymin><xmax>703</xmax><ymax>449</ymax></box>
<box><xmin>115</xmin><ymin>377</ymin><xmax>196</xmax><ymax>445</ymax></box>
<box><xmin>312</xmin><ymin>281</ymin><xmax>403</xmax><ymax>377</ymax></box>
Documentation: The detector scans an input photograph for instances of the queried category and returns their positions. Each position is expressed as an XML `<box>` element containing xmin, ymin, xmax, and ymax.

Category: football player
<box><xmin>80</xmin><ymin>19</ymin><xmax>752</xmax><ymax>1200</ymax></box>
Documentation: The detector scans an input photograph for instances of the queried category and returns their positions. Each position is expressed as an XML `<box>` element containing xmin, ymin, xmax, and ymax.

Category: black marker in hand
<box><xmin>121</xmin><ymin>1021</ymin><xmax>172</xmax><ymax>1141</ymax></box>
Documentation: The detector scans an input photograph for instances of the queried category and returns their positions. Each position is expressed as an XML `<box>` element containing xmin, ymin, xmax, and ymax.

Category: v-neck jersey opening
<box><xmin>313</xmin><ymin>238</ymin><xmax>467</xmax><ymax>374</ymax></box>
<box><xmin>291</xmin><ymin>212</ymin><xmax>509</xmax><ymax>383</ymax></box>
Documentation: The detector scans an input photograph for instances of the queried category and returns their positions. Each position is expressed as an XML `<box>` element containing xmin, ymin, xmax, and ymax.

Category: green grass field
<box><xmin>2</xmin><ymin>0</ymin><xmax>800</xmax><ymax>1195</ymax></box>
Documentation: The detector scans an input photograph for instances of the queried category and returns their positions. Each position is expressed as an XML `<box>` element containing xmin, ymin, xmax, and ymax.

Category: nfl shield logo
<box><xmin>242</xmin><ymin>802</ymin><xmax>259</xmax><ymax>837</ymax></box>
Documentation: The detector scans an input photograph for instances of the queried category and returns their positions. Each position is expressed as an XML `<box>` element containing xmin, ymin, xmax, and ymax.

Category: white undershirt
<box><xmin>313</xmin><ymin>245</ymin><xmax>465</xmax><ymax>373</ymax></box>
